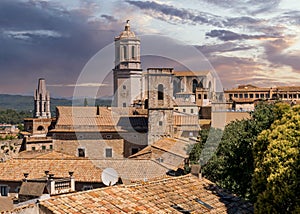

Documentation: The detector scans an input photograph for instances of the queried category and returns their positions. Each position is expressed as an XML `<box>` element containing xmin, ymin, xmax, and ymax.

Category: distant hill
<box><xmin>0</xmin><ymin>94</ymin><xmax>112</xmax><ymax>115</ymax></box>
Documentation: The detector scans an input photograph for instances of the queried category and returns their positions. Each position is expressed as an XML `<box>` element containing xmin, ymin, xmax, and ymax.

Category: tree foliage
<box><xmin>0</xmin><ymin>109</ymin><xmax>31</xmax><ymax>124</ymax></box>
<box><xmin>189</xmin><ymin>102</ymin><xmax>292</xmax><ymax>201</ymax></box>
<box><xmin>252</xmin><ymin>105</ymin><xmax>300</xmax><ymax>213</ymax></box>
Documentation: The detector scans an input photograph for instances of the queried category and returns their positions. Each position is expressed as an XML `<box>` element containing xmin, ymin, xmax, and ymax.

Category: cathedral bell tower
<box><xmin>34</xmin><ymin>78</ymin><xmax>51</xmax><ymax>118</ymax></box>
<box><xmin>113</xmin><ymin>20</ymin><xmax>142</xmax><ymax>107</ymax></box>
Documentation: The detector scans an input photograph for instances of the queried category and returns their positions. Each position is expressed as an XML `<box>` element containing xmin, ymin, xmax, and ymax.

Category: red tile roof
<box><xmin>39</xmin><ymin>174</ymin><xmax>253</xmax><ymax>213</ymax></box>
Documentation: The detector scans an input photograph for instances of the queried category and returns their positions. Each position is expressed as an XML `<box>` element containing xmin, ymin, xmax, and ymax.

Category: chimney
<box><xmin>45</xmin><ymin>170</ymin><xmax>50</xmax><ymax>179</ymax></box>
<box><xmin>190</xmin><ymin>164</ymin><xmax>202</xmax><ymax>179</ymax></box>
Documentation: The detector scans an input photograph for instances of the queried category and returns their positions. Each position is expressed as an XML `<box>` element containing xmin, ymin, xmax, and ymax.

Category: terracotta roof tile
<box><xmin>93</xmin><ymin>159</ymin><xmax>168</xmax><ymax>183</ymax></box>
<box><xmin>39</xmin><ymin>175</ymin><xmax>253</xmax><ymax>213</ymax></box>
<box><xmin>0</xmin><ymin>155</ymin><xmax>102</xmax><ymax>182</ymax></box>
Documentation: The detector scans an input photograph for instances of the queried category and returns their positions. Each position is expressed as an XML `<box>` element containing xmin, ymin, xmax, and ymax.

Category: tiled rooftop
<box><xmin>93</xmin><ymin>159</ymin><xmax>169</xmax><ymax>184</ymax></box>
<box><xmin>39</xmin><ymin>174</ymin><xmax>253</xmax><ymax>213</ymax></box>
<box><xmin>0</xmin><ymin>154</ymin><xmax>102</xmax><ymax>182</ymax></box>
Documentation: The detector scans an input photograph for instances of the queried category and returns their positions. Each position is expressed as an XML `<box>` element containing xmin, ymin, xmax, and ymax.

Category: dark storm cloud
<box><xmin>0</xmin><ymin>0</ymin><xmax>120</xmax><ymax>96</ymax></box>
<box><xmin>205</xmin><ymin>29</ymin><xmax>282</xmax><ymax>41</ymax></box>
<box><xmin>125</xmin><ymin>0</ymin><xmax>224</xmax><ymax>27</ymax></box>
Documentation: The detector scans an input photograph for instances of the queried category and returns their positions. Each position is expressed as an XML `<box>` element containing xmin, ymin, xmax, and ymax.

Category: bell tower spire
<box><xmin>113</xmin><ymin>21</ymin><xmax>142</xmax><ymax>107</ymax></box>
<box><xmin>34</xmin><ymin>78</ymin><xmax>51</xmax><ymax>118</ymax></box>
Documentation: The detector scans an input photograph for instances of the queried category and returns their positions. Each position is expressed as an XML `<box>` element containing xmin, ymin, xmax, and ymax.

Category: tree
<box><xmin>190</xmin><ymin>102</ymin><xmax>291</xmax><ymax>201</ymax></box>
<box><xmin>252</xmin><ymin>105</ymin><xmax>300</xmax><ymax>213</ymax></box>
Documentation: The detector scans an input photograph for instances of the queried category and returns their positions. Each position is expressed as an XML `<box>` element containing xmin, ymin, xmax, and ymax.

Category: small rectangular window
<box><xmin>234</xmin><ymin>94</ymin><xmax>238</xmax><ymax>98</ymax></box>
<box><xmin>123</xmin><ymin>85</ymin><xmax>126</xmax><ymax>90</ymax></box>
<box><xmin>244</xmin><ymin>94</ymin><xmax>248</xmax><ymax>98</ymax></box>
<box><xmin>198</xmin><ymin>94</ymin><xmax>201</xmax><ymax>99</ymax></box>
<box><xmin>78</xmin><ymin>148</ymin><xmax>85</xmax><ymax>157</ymax></box>
<box><xmin>250</xmin><ymin>94</ymin><xmax>254</xmax><ymax>98</ymax></box>
<box><xmin>191</xmin><ymin>109</ymin><xmax>194</xmax><ymax>113</ymax></box>
<box><xmin>42</xmin><ymin>146</ymin><xmax>46</xmax><ymax>150</ymax></box>
<box><xmin>204</xmin><ymin>94</ymin><xmax>207</xmax><ymax>99</ymax></box>
<box><xmin>239</xmin><ymin>94</ymin><xmax>243</xmax><ymax>98</ymax></box>
<box><xmin>255</xmin><ymin>94</ymin><xmax>259</xmax><ymax>98</ymax></box>
<box><xmin>105</xmin><ymin>148</ymin><xmax>112</xmax><ymax>158</ymax></box>
<box><xmin>0</xmin><ymin>186</ymin><xmax>8</xmax><ymax>196</ymax></box>
<box><xmin>32</xmin><ymin>147</ymin><xmax>36</xmax><ymax>151</ymax></box>
<box><xmin>159</xmin><ymin>121</ymin><xmax>163</xmax><ymax>126</ymax></box>
<box><xmin>49</xmin><ymin>145</ymin><xmax>53</xmax><ymax>150</ymax></box>
<box><xmin>123</xmin><ymin>103</ymin><xmax>126</xmax><ymax>107</ymax></box>
<box><xmin>183</xmin><ymin>109</ymin><xmax>186</xmax><ymax>113</ymax></box>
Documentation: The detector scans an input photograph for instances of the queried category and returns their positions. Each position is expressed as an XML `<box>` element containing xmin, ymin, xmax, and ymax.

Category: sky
<box><xmin>1</xmin><ymin>0</ymin><xmax>300</xmax><ymax>97</ymax></box>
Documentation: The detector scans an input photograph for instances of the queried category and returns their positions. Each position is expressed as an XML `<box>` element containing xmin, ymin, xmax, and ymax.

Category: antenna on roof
<box><xmin>101</xmin><ymin>168</ymin><xmax>118</xmax><ymax>186</ymax></box>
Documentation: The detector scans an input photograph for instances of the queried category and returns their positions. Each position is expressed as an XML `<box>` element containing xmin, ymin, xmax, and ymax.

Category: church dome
<box><xmin>115</xmin><ymin>20</ymin><xmax>136</xmax><ymax>40</ymax></box>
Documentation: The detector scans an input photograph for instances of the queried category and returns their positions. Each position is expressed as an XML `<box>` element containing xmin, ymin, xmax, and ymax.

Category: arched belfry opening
<box><xmin>158</xmin><ymin>84</ymin><xmax>164</xmax><ymax>100</ymax></box>
<box><xmin>192</xmin><ymin>79</ymin><xmax>198</xmax><ymax>93</ymax></box>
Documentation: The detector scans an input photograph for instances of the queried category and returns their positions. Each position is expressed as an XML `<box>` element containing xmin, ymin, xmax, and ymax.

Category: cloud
<box><xmin>200</xmin><ymin>0</ymin><xmax>280</xmax><ymax>15</ymax></box>
<box><xmin>205</xmin><ymin>29</ymin><xmax>282</xmax><ymax>41</ymax></box>
<box><xmin>0</xmin><ymin>0</ymin><xmax>120</xmax><ymax>97</ymax></box>
<box><xmin>125</xmin><ymin>0</ymin><xmax>224</xmax><ymax>27</ymax></box>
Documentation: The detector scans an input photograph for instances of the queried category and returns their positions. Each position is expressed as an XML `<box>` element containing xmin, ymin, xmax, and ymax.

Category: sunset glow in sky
<box><xmin>1</xmin><ymin>0</ymin><xmax>300</xmax><ymax>97</ymax></box>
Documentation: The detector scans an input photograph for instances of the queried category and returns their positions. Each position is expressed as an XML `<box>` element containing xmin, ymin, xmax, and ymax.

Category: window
<box><xmin>244</xmin><ymin>94</ymin><xmax>248</xmax><ymax>98</ymax></box>
<box><xmin>191</xmin><ymin>109</ymin><xmax>194</xmax><ymax>113</ymax></box>
<box><xmin>123</xmin><ymin>103</ymin><xmax>126</xmax><ymax>107</ymax></box>
<box><xmin>131</xmin><ymin>148</ymin><xmax>139</xmax><ymax>155</ymax></box>
<box><xmin>255</xmin><ymin>94</ymin><xmax>259</xmax><ymax>98</ymax></box>
<box><xmin>131</xmin><ymin>46</ymin><xmax>135</xmax><ymax>59</ymax></box>
<box><xmin>198</xmin><ymin>94</ymin><xmax>201</xmax><ymax>99</ymax></box>
<box><xmin>158</xmin><ymin>84</ymin><xmax>164</xmax><ymax>100</ymax></box>
<box><xmin>37</xmin><ymin>126</ymin><xmax>44</xmax><ymax>131</ymax></box>
<box><xmin>42</xmin><ymin>146</ymin><xmax>46</xmax><ymax>150</ymax></box>
<box><xmin>234</xmin><ymin>94</ymin><xmax>238</xmax><ymax>98</ymax></box>
<box><xmin>123</xmin><ymin>85</ymin><xmax>126</xmax><ymax>90</ymax></box>
<box><xmin>183</xmin><ymin>109</ymin><xmax>186</xmax><ymax>113</ymax></box>
<box><xmin>204</xmin><ymin>94</ymin><xmax>207</xmax><ymax>99</ymax></box>
<box><xmin>49</xmin><ymin>145</ymin><xmax>53</xmax><ymax>150</ymax></box>
<box><xmin>0</xmin><ymin>186</ymin><xmax>8</xmax><ymax>196</ymax></box>
<box><xmin>159</xmin><ymin>121</ymin><xmax>163</xmax><ymax>126</ymax></box>
<box><xmin>32</xmin><ymin>147</ymin><xmax>36</xmax><ymax>151</ymax></box>
<box><xmin>260</xmin><ymin>93</ymin><xmax>264</xmax><ymax>98</ymax></box>
<box><xmin>123</xmin><ymin>46</ymin><xmax>127</xmax><ymax>60</ymax></box>
<box><xmin>105</xmin><ymin>148</ymin><xmax>112</xmax><ymax>158</ymax></box>
<box><xmin>78</xmin><ymin>148</ymin><xmax>85</xmax><ymax>157</ymax></box>
<box><xmin>239</xmin><ymin>94</ymin><xmax>243</xmax><ymax>98</ymax></box>
<box><xmin>284</xmin><ymin>94</ymin><xmax>287</xmax><ymax>99</ymax></box>
<box><xmin>192</xmin><ymin>79</ymin><xmax>198</xmax><ymax>93</ymax></box>
<box><xmin>250</xmin><ymin>94</ymin><xmax>254</xmax><ymax>98</ymax></box>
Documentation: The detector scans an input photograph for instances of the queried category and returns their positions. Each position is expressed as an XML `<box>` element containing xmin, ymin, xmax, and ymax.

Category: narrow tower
<box><xmin>147</xmin><ymin>68</ymin><xmax>174</xmax><ymax>145</ymax></box>
<box><xmin>34</xmin><ymin>78</ymin><xmax>51</xmax><ymax>118</ymax></box>
<box><xmin>113</xmin><ymin>20</ymin><xmax>142</xmax><ymax>107</ymax></box>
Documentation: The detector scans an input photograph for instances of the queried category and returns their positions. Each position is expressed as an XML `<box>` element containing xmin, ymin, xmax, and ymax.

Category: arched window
<box><xmin>158</xmin><ymin>84</ymin><xmax>164</xmax><ymax>100</ymax></box>
<box><xmin>37</xmin><ymin>126</ymin><xmax>45</xmax><ymax>131</ymax></box>
<box><xmin>198</xmin><ymin>80</ymin><xmax>203</xmax><ymax>88</ymax></box>
<box><xmin>132</xmin><ymin>46</ymin><xmax>135</xmax><ymax>59</ymax></box>
<box><xmin>123</xmin><ymin>46</ymin><xmax>127</xmax><ymax>60</ymax></box>
<box><xmin>192</xmin><ymin>79</ymin><xmax>198</xmax><ymax>93</ymax></box>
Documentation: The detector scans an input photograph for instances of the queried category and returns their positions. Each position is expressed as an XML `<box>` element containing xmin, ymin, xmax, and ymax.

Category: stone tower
<box><xmin>34</xmin><ymin>78</ymin><xmax>51</xmax><ymax>118</ymax></box>
<box><xmin>113</xmin><ymin>20</ymin><xmax>142</xmax><ymax>107</ymax></box>
<box><xmin>147</xmin><ymin>68</ymin><xmax>174</xmax><ymax>145</ymax></box>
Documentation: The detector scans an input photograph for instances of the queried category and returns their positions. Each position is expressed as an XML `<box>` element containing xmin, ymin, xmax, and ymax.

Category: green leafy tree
<box><xmin>190</xmin><ymin>102</ymin><xmax>291</xmax><ymax>201</ymax></box>
<box><xmin>252</xmin><ymin>105</ymin><xmax>300</xmax><ymax>213</ymax></box>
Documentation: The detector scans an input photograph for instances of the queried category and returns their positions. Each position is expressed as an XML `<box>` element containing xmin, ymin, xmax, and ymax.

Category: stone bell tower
<box><xmin>34</xmin><ymin>78</ymin><xmax>51</xmax><ymax>118</ymax></box>
<box><xmin>113</xmin><ymin>20</ymin><xmax>142</xmax><ymax>107</ymax></box>
<box><xmin>147</xmin><ymin>68</ymin><xmax>174</xmax><ymax>145</ymax></box>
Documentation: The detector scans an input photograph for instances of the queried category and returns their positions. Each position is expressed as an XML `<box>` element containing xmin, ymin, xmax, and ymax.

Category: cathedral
<box><xmin>21</xmin><ymin>21</ymin><xmax>218</xmax><ymax>161</ymax></box>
